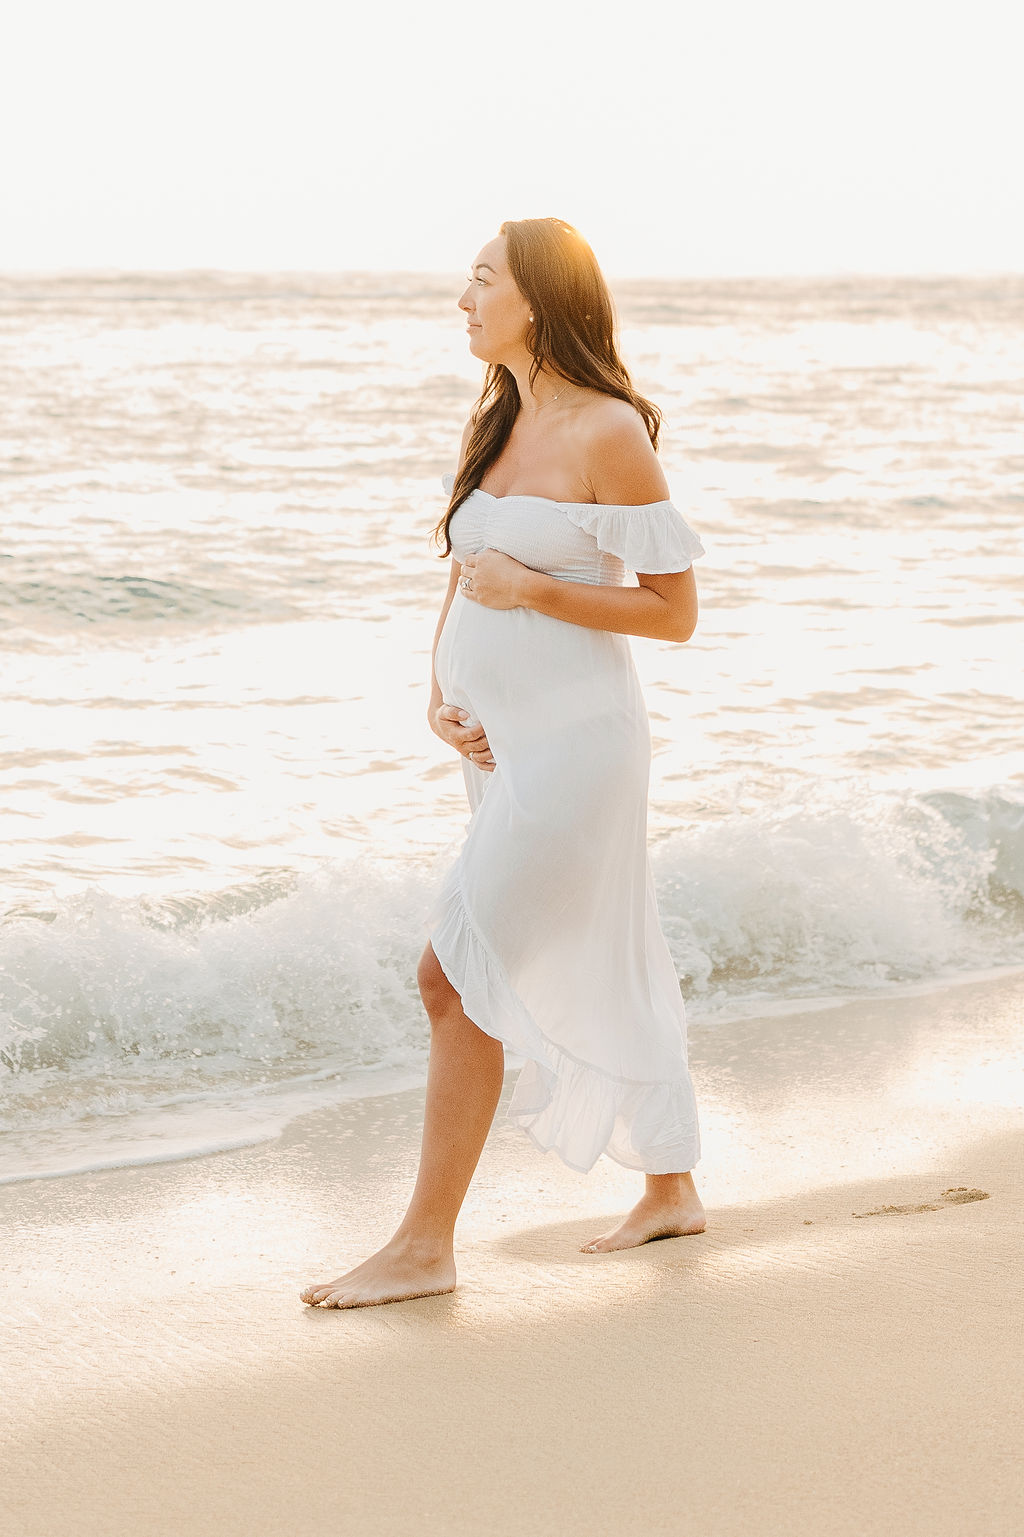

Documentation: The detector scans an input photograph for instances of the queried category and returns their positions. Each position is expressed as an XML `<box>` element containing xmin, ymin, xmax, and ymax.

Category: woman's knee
<box><xmin>416</xmin><ymin>942</ymin><xmax>459</xmax><ymax>1017</ymax></box>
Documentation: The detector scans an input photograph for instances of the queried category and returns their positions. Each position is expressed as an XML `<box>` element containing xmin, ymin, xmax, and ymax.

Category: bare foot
<box><xmin>580</xmin><ymin>1189</ymin><xmax>707</xmax><ymax>1254</ymax></box>
<box><xmin>299</xmin><ymin>1237</ymin><xmax>456</xmax><ymax>1309</ymax></box>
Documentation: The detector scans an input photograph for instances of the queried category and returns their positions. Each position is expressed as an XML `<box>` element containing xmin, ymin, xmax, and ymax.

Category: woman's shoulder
<box><xmin>575</xmin><ymin>390</ymin><xmax>648</xmax><ymax>433</ymax></box>
<box><xmin>576</xmin><ymin>394</ymin><xmax>668</xmax><ymax>505</ymax></box>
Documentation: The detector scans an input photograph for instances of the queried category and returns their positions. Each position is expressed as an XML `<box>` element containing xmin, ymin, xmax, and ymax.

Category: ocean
<box><xmin>2</xmin><ymin>269</ymin><xmax>1023</xmax><ymax>1183</ymax></box>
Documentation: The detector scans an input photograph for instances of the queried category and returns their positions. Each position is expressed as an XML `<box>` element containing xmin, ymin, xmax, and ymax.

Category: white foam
<box><xmin>3</xmin><ymin>780</ymin><xmax>1022</xmax><ymax>1183</ymax></box>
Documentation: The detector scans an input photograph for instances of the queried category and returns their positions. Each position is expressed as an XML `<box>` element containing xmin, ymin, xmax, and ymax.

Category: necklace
<box><xmin>522</xmin><ymin>382</ymin><xmax>570</xmax><ymax>416</ymax></box>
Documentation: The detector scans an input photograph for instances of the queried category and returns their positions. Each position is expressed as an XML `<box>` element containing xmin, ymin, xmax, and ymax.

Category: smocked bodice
<box><xmin>439</xmin><ymin>473</ymin><xmax>705</xmax><ymax>583</ymax></box>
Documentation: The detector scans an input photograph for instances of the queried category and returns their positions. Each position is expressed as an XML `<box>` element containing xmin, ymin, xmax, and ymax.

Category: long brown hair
<box><xmin>430</xmin><ymin>216</ymin><xmax>662</xmax><ymax>557</ymax></box>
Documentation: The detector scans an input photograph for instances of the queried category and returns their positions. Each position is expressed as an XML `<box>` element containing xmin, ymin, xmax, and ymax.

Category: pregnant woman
<box><xmin>301</xmin><ymin>217</ymin><xmax>707</xmax><ymax>1310</ymax></box>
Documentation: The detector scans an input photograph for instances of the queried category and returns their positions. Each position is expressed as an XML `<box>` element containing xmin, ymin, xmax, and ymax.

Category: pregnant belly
<box><xmin>436</xmin><ymin>594</ymin><xmax>648</xmax><ymax>769</ymax></box>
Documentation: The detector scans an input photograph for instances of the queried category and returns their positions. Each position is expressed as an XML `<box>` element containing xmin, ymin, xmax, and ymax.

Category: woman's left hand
<box><xmin>459</xmin><ymin>549</ymin><xmax>538</xmax><ymax>610</ymax></box>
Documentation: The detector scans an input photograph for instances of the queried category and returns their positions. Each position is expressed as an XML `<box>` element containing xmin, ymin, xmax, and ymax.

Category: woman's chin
<box><xmin>468</xmin><ymin>339</ymin><xmax>501</xmax><ymax>365</ymax></box>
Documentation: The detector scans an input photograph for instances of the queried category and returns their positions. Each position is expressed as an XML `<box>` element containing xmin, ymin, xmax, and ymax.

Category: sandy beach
<box><xmin>2</xmin><ymin>967</ymin><xmax>1022</xmax><ymax>1537</ymax></box>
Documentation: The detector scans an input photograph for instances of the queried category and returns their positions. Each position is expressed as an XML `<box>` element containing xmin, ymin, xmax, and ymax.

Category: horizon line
<box><xmin>1</xmin><ymin>264</ymin><xmax>1022</xmax><ymax>284</ymax></box>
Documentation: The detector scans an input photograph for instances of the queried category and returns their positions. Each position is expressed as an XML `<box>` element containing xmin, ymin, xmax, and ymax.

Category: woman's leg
<box><xmin>300</xmin><ymin>941</ymin><xmax>505</xmax><ymax>1308</ymax></box>
<box><xmin>579</xmin><ymin>1171</ymin><xmax>707</xmax><ymax>1254</ymax></box>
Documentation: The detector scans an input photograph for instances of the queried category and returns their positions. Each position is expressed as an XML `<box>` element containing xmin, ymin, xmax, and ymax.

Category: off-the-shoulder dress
<box><xmin>425</xmin><ymin>471</ymin><xmax>706</xmax><ymax>1174</ymax></box>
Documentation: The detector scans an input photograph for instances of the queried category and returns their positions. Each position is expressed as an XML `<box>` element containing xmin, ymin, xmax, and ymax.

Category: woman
<box><xmin>301</xmin><ymin>217</ymin><xmax>707</xmax><ymax>1311</ymax></box>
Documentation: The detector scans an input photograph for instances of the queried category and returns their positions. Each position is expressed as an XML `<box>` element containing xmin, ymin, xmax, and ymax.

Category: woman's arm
<box><xmin>520</xmin><ymin>567</ymin><xmax>698</xmax><ymax>644</ymax></box>
<box><xmin>461</xmin><ymin>541</ymin><xmax>698</xmax><ymax>645</ymax></box>
<box><xmin>428</xmin><ymin>416</ymin><xmax>472</xmax><ymax>717</ymax></box>
<box><xmin>427</xmin><ymin>555</ymin><xmax>463</xmax><ymax>719</ymax></box>
<box><xmin>426</xmin><ymin>422</ymin><xmax>497</xmax><ymax>771</ymax></box>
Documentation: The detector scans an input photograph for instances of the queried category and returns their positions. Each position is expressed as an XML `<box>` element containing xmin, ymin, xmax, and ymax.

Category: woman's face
<box><xmin>457</xmin><ymin>235</ymin><xmax>532</xmax><ymax>364</ymax></box>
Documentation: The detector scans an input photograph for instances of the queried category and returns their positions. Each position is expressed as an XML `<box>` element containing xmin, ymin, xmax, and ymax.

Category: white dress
<box><xmin>425</xmin><ymin>471</ymin><xmax>706</xmax><ymax>1175</ymax></box>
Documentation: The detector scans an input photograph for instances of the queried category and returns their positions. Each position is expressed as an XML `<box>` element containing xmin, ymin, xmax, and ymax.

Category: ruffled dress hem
<box><xmin>427</xmin><ymin>869</ymin><xmax>701</xmax><ymax>1176</ymax></box>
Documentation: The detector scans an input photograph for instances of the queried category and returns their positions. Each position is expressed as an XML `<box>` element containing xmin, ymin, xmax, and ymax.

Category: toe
<box><xmin>302</xmin><ymin>1285</ymin><xmax>334</xmax><ymax>1304</ymax></box>
<box><xmin>322</xmin><ymin>1288</ymin><xmax>358</xmax><ymax>1308</ymax></box>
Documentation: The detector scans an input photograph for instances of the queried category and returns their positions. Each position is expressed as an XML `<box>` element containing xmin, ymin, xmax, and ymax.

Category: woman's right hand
<box><xmin>429</xmin><ymin>703</ymin><xmax>496</xmax><ymax>772</ymax></box>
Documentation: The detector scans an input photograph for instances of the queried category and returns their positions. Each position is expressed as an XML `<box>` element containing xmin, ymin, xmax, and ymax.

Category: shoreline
<box><xmin>2</xmin><ymin>969</ymin><xmax>1022</xmax><ymax>1535</ymax></box>
<box><xmin>4</xmin><ymin>958</ymin><xmax>1024</xmax><ymax>1188</ymax></box>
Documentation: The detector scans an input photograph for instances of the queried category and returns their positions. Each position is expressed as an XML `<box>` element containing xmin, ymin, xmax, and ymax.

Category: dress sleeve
<box><xmin>441</xmin><ymin>472</ymin><xmax>455</xmax><ymax>494</ymax></box>
<box><xmin>562</xmin><ymin>500</ymin><xmax>706</xmax><ymax>574</ymax></box>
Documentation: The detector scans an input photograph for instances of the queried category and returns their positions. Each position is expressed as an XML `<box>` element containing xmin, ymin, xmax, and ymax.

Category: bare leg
<box><xmin>580</xmin><ymin>1170</ymin><xmax>706</xmax><ymax>1254</ymax></box>
<box><xmin>300</xmin><ymin>941</ymin><xmax>505</xmax><ymax>1308</ymax></box>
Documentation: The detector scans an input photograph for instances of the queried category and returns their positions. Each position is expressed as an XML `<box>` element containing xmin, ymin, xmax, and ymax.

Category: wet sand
<box><xmin>2</xmin><ymin>969</ymin><xmax>1022</xmax><ymax>1536</ymax></box>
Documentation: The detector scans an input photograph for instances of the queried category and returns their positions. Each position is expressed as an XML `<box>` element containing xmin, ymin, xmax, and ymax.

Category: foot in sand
<box><xmin>580</xmin><ymin>1186</ymin><xmax>707</xmax><ymax>1254</ymax></box>
<box><xmin>299</xmin><ymin>1237</ymin><xmax>456</xmax><ymax>1309</ymax></box>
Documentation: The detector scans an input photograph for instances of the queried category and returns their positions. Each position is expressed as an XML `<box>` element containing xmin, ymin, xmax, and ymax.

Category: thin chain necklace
<box><xmin>522</xmin><ymin>382</ymin><xmax>570</xmax><ymax>417</ymax></box>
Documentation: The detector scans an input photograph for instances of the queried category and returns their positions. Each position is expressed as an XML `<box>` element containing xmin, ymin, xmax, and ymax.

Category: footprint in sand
<box><xmin>853</xmin><ymin>1186</ymin><xmax>990</xmax><ymax>1218</ymax></box>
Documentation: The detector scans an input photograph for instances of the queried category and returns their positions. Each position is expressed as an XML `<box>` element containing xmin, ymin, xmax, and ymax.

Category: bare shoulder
<box><xmin>577</xmin><ymin>394</ymin><xmax>669</xmax><ymax>505</ymax></box>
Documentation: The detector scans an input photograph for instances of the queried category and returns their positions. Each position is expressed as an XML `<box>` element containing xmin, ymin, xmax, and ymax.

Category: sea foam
<box><xmin>3</xmin><ymin>784</ymin><xmax>1021</xmax><ymax>1163</ymax></box>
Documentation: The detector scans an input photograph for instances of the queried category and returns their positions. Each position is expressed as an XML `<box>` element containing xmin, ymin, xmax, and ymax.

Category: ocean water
<box><xmin>2</xmin><ymin>270</ymin><xmax>1023</xmax><ymax>1182</ymax></box>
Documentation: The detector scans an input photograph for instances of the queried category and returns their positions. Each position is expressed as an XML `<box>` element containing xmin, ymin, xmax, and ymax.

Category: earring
<box><xmin>529</xmin><ymin>314</ymin><xmax>534</xmax><ymax>321</ymax></box>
